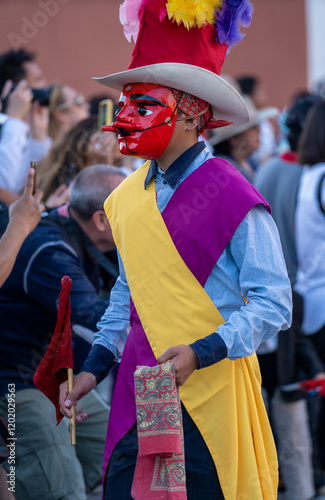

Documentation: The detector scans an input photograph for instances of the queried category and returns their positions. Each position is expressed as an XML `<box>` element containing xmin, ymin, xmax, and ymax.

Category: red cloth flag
<box><xmin>33</xmin><ymin>275</ymin><xmax>74</xmax><ymax>424</ymax></box>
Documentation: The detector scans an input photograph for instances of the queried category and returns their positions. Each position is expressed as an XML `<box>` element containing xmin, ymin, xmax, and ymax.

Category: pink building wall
<box><xmin>0</xmin><ymin>0</ymin><xmax>307</xmax><ymax>109</ymax></box>
<box><xmin>222</xmin><ymin>0</ymin><xmax>308</xmax><ymax>109</ymax></box>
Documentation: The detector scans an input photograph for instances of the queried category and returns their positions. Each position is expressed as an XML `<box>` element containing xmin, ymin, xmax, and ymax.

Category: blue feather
<box><xmin>215</xmin><ymin>0</ymin><xmax>253</xmax><ymax>50</ymax></box>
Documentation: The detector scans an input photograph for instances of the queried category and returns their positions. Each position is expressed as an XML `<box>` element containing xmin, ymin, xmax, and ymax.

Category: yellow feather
<box><xmin>166</xmin><ymin>0</ymin><xmax>224</xmax><ymax>29</ymax></box>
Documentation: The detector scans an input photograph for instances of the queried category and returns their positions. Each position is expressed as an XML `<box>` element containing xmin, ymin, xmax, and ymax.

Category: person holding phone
<box><xmin>0</xmin><ymin>49</ymin><xmax>52</xmax><ymax>196</ymax></box>
<box><xmin>0</xmin><ymin>168</ymin><xmax>44</xmax><ymax>287</ymax></box>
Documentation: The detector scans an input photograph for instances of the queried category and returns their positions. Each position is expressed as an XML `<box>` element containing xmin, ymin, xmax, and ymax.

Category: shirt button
<box><xmin>163</xmin><ymin>180</ymin><xmax>167</xmax><ymax>185</ymax></box>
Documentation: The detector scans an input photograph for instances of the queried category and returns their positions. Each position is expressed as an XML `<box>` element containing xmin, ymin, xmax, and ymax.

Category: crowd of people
<box><xmin>0</xmin><ymin>26</ymin><xmax>324</xmax><ymax>500</ymax></box>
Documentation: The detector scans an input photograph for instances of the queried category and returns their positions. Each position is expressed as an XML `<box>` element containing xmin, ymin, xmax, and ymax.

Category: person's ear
<box><xmin>91</xmin><ymin>210</ymin><xmax>108</xmax><ymax>232</ymax></box>
<box><xmin>184</xmin><ymin>118</ymin><xmax>198</xmax><ymax>132</ymax></box>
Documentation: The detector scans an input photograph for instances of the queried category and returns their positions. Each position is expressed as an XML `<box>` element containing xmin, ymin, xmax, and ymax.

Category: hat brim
<box><xmin>93</xmin><ymin>63</ymin><xmax>249</xmax><ymax>128</ymax></box>
<box><xmin>209</xmin><ymin>106</ymin><xmax>279</xmax><ymax>146</ymax></box>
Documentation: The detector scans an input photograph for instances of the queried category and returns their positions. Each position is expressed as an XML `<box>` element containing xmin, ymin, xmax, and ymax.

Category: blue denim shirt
<box><xmin>82</xmin><ymin>143</ymin><xmax>292</xmax><ymax>381</ymax></box>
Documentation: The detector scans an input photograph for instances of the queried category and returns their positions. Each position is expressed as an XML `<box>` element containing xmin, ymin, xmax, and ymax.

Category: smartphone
<box><xmin>30</xmin><ymin>161</ymin><xmax>37</xmax><ymax>195</ymax></box>
<box><xmin>98</xmin><ymin>99</ymin><xmax>113</xmax><ymax>132</ymax></box>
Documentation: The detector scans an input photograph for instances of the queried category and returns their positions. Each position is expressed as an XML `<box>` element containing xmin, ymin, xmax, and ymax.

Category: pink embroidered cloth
<box><xmin>131</xmin><ymin>362</ymin><xmax>187</xmax><ymax>500</ymax></box>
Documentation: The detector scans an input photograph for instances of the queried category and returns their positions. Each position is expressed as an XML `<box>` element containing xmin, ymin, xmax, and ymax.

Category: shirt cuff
<box><xmin>81</xmin><ymin>344</ymin><xmax>116</xmax><ymax>383</ymax></box>
<box><xmin>2</xmin><ymin>116</ymin><xmax>29</xmax><ymax>135</ymax></box>
<box><xmin>190</xmin><ymin>333</ymin><xmax>228</xmax><ymax>369</ymax></box>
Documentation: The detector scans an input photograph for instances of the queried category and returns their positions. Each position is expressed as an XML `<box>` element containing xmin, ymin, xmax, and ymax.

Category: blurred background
<box><xmin>0</xmin><ymin>0</ymin><xmax>324</xmax><ymax>109</ymax></box>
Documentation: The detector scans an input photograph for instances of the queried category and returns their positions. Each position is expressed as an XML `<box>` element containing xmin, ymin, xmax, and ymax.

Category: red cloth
<box><xmin>301</xmin><ymin>377</ymin><xmax>325</xmax><ymax>396</ymax></box>
<box><xmin>280</xmin><ymin>151</ymin><xmax>298</xmax><ymax>163</ymax></box>
<box><xmin>131</xmin><ymin>362</ymin><xmax>187</xmax><ymax>500</ymax></box>
<box><xmin>129</xmin><ymin>8</ymin><xmax>227</xmax><ymax>76</ymax></box>
<box><xmin>33</xmin><ymin>276</ymin><xmax>74</xmax><ymax>424</ymax></box>
<box><xmin>169</xmin><ymin>88</ymin><xmax>232</xmax><ymax>134</ymax></box>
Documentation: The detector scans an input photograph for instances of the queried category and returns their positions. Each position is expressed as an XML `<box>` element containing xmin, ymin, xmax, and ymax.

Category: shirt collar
<box><xmin>144</xmin><ymin>141</ymin><xmax>206</xmax><ymax>190</ymax></box>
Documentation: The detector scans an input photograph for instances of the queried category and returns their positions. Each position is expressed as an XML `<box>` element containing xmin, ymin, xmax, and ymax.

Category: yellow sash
<box><xmin>104</xmin><ymin>162</ymin><xmax>278</xmax><ymax>499</ymax></box>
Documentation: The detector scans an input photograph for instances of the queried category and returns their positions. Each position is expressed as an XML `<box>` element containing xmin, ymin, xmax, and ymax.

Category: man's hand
<box><xmin>157</xmin><ymin>344</ymin><xmax>199</xmax><ymax>387</ymax></box>
<box><xmin>45</xmin><ymin>183</ymin><xmax>72</xmax><ymax>209</ymax></box>
<box><xmin>4</xmin><ymin>79</ymin><xmax>33</xmax><ymax>121</ymax></box>
<box><xmin>59</xmin><ymin>371</ymin><xmax>97</xmax><ymax>422</ymax></box>
<box><xmin>9</xmin><ymin>168</ymin><xmax>44</xmax><ymax>237</ymax></box>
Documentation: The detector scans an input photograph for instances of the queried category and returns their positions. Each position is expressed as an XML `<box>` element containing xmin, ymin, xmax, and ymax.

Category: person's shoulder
<box><xmin>22</xmin><ymin>218</ymin><xmax>76</xmax><ymax>257</ymax></box>
<box><xmin>304</xmin><ymin>162</ymin><xmax>325</xmax><ymax>176</ymax></box>
<box><xmin>208</xmin><ymin>154</ymin><xmax>235</xmax><ymax>169</ymax></box>
<box><xmin>254</xmin><ymin>156</ymin><xmax>279</xmax><ymax>187</ymax></box>
<box><xmin>104</xmin><ymin>161</ymin><xmax>150</xmax><ymax>213</ymax></box>
<box><xmin>208</xmin><ymin>155</ymin><xmax>252</xmax><ymax>181</ymax></box>
<box><xmin>207</xmin><ymin>155</ymin><xmax>258</xmax><ymax>192</ymax></box>
<box><xmin>256</xmin><ymin>155</ymin><xmax>301</xmax><ymax>181</ymax></box>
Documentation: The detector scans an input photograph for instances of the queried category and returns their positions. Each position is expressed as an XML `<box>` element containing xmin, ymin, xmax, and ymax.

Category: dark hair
<box><xmin>285</xmin><ymin>93</ymin><xmax>322</xmax><ymax>152</ymax></box>
<box><xmin>213</xmin><ymin>139</ymin><xmax>232</xmax><ymax>158</ymax></box>
<box><xmin>236</xmin><ymin>76</ymin><xmax>259</xmax><ymax>97</ymax></box>
<box><xmin>298</xmin><ymin>101</ymin><xmax>325</xmax><ymax>166</ymax></box>
<box><xmin>0</xmin><ymin>48</ymin><xmax>35</xmax><ymax>94</ymax></box>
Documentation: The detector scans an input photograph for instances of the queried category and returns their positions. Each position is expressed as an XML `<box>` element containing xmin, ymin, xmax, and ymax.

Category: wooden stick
<box><xmin>67</xmin><ymin>367</ymin><xmax>76</xmax><ymax>446</ymax></box>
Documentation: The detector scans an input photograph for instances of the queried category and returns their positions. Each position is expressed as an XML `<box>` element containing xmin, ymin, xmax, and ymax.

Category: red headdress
<box><xmin>95</xmin><ymin>0</ymin><xmax>253</xmax><ymax>129</ymax></box>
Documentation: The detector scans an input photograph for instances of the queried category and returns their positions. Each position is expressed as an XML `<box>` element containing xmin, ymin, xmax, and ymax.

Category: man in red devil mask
<box><xmin>112</xmin><ymin>83</ymin><xmax>178</xmax><ymax>159</ymax></box>
<box><xmin>59</xmin><ymin>2</ymin><xmax>292</xmax><ymax>499</ymax></box>
<box><xmin>109</xmin><ymin>82</ymin><xmax>222</xmax><ymax>162</ymax></box>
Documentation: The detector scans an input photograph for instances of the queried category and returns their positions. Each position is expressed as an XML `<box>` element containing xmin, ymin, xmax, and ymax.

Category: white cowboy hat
<box><xmin>94</xmin><ymin>63</ymin><xmax>249</xmax><ymax>128</ymax></box>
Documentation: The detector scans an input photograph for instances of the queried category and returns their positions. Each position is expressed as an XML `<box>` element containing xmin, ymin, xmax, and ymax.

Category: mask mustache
<box><xmin>102</xmin><ymin>122</ymin><xmax>143</xmax><ymax>135</ymax></box>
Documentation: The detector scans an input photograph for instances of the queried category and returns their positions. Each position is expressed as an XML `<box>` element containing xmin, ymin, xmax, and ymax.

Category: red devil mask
<box><xmin>111</xmin><ymin>83</ymin><xmax>177</xmax><ymax>160</ymax></box>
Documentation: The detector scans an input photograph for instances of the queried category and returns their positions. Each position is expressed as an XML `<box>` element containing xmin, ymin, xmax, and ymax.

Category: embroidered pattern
<box><xmin>170</xmin><ymin>88</ymin><xmax>209</xmax><ymax>130</ymax></box>
<box><xmin>134</xmin><ymin>362</ymin><xmax>187</xmax><ymax>495</ymax></box>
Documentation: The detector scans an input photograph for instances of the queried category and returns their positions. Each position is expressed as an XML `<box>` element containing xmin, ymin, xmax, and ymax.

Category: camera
<box><xmin>31</xmin><ymin>87</ymin><xmax>52</xmax><ymax>107</ymax></box>
<box><xmin>1</xmin><ymin>85</ymin><xmax>53</xmax><ymax>113</ymax></box>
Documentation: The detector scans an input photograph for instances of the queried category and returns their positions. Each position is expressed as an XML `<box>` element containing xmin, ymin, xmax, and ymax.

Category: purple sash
<box><xmin>102</xmin><ymin>158</ymin><xmax>270</xmax><ymax>484</ymax></box>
